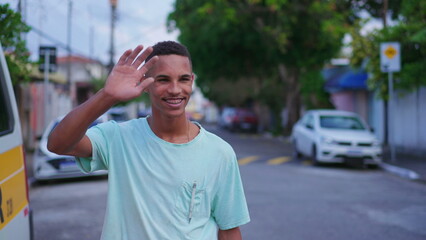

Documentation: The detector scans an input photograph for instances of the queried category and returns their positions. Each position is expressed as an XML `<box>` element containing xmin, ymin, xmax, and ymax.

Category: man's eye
<box><xmin>157</xmin><ymin>78</ymin><xmax>168</xmax><ymax>82</ymax></box>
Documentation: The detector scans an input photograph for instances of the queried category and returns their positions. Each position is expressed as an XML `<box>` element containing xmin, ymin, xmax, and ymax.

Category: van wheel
<box><xmin>311</xmin><ymin>145</ymin><xmax>320</xmax><ymax>166</ymax></box>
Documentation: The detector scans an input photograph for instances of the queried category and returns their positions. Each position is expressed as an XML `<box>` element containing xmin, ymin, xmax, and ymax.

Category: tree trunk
<box><xmin>278</xmin><ymin>64</ymin><xmax>301</xmax><ymax>134</ymax></box>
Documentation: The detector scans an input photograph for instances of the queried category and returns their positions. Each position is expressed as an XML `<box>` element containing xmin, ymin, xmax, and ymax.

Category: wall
<box><xmin>391</xmin><ymin>87</ymin><xmax>426</xmax><ymax>155</ymax></box>
<box><xmin>370</xmin><ymin>87</ymin><xmax>426</xmax><ymax>156</ymax></box>
<box><xmin>19</xmin><ymin>83</ymin><xmax>72</xmax><ymax>150</ymax></box>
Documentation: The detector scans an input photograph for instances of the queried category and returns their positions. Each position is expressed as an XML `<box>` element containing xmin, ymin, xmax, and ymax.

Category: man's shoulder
<box><xmin>201</xmin><ymin>127</ymin><xmax>234</xmax><ymax>153</ymax></box>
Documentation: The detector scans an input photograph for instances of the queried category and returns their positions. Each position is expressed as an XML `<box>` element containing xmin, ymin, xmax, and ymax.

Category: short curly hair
<box><xmin>146</xmin><ymin>41</ymin><xmax>191</xmax><ymax>64</ymax></box>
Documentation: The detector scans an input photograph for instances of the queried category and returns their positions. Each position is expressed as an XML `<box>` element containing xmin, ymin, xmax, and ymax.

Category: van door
<box><xmin>0</xmin><ymin>42</ymin><xmax>32</xmax><ymax>240</ymax></box>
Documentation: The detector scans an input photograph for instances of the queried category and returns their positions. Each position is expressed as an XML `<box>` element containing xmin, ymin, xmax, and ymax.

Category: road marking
<box><xmin>238</xmin><ymin>156</ymin><xmax>260</xmax><ymax>166</ymax></box>
<box><xmin>267</xmin><ymin>156</ymin><xmax>291</xmax><ymax>165</ymax></box>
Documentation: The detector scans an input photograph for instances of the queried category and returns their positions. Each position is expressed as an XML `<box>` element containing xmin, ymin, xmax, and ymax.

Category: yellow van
<box><xmin>0</xmin><ymin>42</ymin><xmax>33</xmax><ymax>239</ymax></box>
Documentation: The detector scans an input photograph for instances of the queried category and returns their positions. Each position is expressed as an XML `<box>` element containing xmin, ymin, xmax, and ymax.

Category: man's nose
<box><xmin>167</xmin><ymin>81</ymin><xmax>181</xmax><ymax>94</ymax></box>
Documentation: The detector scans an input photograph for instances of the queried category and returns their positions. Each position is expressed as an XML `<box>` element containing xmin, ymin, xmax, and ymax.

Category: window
<box><xmin>319</xmin><ymin>115</ymin><xmax>365</xmax><ymax>130</ymax></box>
<box><xmin>303</xmin><ymin>114</ymin><xmax>314</xmax><ymax>129</ymax></box>
<box><xmin>0</xmin><ymin>66</ymin><xmax>14</xmax><ymax>136</ymax></box>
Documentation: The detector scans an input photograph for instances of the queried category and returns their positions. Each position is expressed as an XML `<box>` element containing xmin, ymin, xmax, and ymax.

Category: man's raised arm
<box><xmin>47</xmin><ymin>45</ymin><xmax>158</xmax><ymax>157</ymax></box>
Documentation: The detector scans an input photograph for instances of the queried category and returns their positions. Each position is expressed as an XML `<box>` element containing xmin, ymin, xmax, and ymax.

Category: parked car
<box><xmin>219</xmin><ymin>107</ymin><xmax>258</xmax><ymax>133</ymax></box>
<box><xmin>33</xmin><ymin>115</ymin><xmax>108</xmax><ymax>181</ymax></box>
<box><xmin>291</xmin><ymin>109</ymin><xmax>382</xmax><ymax>166</ymax></box>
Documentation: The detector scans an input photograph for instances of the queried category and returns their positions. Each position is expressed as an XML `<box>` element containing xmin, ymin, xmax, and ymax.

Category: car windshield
<box><xmin>319</xmin><ymin>115</ymin><xmax>366</xmax><ymax>130</ymax></box>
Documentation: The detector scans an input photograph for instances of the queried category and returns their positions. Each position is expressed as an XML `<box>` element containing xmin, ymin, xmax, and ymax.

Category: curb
<box><xmin>379</xmin><ymin>162</ymin><xmax>423</xmax><ymax>182</ymax></box>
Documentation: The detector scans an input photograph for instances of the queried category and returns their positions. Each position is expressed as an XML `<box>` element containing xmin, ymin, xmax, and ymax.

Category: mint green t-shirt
<box><xmin>76</xmin><ymin>118</ymin><xmax>250</xmax><ymax>240</ymax></box>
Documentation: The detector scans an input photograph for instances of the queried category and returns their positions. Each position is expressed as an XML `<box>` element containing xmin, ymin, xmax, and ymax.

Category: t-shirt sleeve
<box><xmin>75</xmin><ymin>121</ymin><xmax>117</xmax><ymax>173</ymax></box>
<box><xmin>212</xmin><ymin>150</ymin><xmax>250</xmax><ymax>230</ymax></box>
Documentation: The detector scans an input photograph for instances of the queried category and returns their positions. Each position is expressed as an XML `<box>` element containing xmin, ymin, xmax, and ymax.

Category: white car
<box><xmin>33</xmin><ymin>115</ymin><xmax>108</xmax><ymax>181</ymax></box>
<box><xmin>291</xmin><ymin>110</ymin><xmax>382</xmax><ymax>166</ymax></box>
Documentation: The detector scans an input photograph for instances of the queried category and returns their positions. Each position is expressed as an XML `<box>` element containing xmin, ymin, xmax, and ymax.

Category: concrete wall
<box><xmin>370</xmin><ymin>86</ymin><xmax>426</xmax><ymax>156</ymax></box>
<box><xmin>20</xmin><ymin>83</ymin><xmax>72</xmax><ymax>150</ymax></box>
<box><xmin>391</xmin><ymin>87</ymin><xmax>426</xmax><ymax>155</ymax></box>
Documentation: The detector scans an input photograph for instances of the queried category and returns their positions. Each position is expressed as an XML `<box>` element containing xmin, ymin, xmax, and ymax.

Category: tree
<box><xmin>0</xmin><ymin>4</ymin><xmax>32</xmax><ymax>85</ymax></box>
<box><xmin>168</xmin><ymin>0</ymin><xmax>351</xmax><ymax>132</ymax></box>
<box><xmin>351</xmin><ymin>0</ymin><xmax>402</xmax><ymax>22</ymax></box>
<box><xmin>168</xmin><ymin>0</ymin><xmax>284</xmax><ymax>132</ymax></box>
<box><xmin>350</xmin><ymin>0</ymin><xmax>426</xmax><ymax>98</ymax></box>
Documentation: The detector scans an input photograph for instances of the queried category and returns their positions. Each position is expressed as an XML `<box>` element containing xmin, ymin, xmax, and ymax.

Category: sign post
<box><xmin>39</xmin><ymin>46</ymin><xmax>57</xmax><ymax>129</ymax></box>
<box><xmin>380</xmin><ymin>42</ymin><xmax>401</xmax><ymax>163</ymax></box>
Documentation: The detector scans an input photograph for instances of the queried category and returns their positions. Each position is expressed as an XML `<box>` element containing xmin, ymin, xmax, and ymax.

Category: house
<box><xmin>57</xmin><ymin>55</ymin><xmax>108</xmax><ymax>105</ymax></box>
<box><xmin>18</xmin><ymin>67</ymin><xmax>71</xmax><ymax>149</ymax></box>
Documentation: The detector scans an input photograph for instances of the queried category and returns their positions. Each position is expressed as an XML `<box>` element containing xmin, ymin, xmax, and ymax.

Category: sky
<box><xmin>2</xmin><ymin>1</ymin><xmax>390</xmax><ymax>65</ymax></box>
<box><xmin>2</xmin><ymin>0</ymin><xmax>178</xmax><ymax>63</ymax></box>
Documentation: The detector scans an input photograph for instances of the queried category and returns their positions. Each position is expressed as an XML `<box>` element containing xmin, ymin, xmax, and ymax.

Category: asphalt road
<box><xmin>29</xmin><ymin>124</ymin><xmax>426</xmax><ymax>240</ymax></box>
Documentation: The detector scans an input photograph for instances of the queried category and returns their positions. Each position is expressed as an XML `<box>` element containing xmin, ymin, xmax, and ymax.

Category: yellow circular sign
<box><xmin>384</xmin><ymin>46</ymin><xmax>397</xmax><ymax>59</ymax></box>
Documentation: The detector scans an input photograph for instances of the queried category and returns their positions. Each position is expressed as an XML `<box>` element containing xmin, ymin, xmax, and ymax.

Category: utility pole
<box><xmin>17</xmin><ymin>0</ymin><xmax>27</xmax><ymax>41</ymax></box>
<box><xmin>108</xmin><ymin>0</ymin><xmax>118</xmax><ymax>73</ymax></box>
<box><xmin>382</xmin><ymin>0</ymin><xmax>389</xmax><ymax>148</ymax></box>
<box><xmin>67</xmin><ymin>0</ymin><xmax>73</xmax><ymax>93</ymax></box>
<box><xmin>89</xmin><ymin>7</ymin><xmax>94</xmax><ymax>60</ymax></box>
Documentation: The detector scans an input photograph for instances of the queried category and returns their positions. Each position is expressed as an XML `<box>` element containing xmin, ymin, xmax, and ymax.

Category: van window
<box><xmin>0</xmin><ymin>66</ymin><xmax>14</xmax><ymax>136</ymax></box>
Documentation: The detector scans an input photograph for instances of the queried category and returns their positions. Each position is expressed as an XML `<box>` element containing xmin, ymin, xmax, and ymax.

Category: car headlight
<box><xmin>321</xmin><ymin>136</ymin><xmax>337</xmax><ymax>145</ymax></box>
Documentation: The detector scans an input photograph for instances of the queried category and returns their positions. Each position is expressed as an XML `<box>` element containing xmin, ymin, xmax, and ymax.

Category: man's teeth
<box><xmin>165</xmin><ymin>98</ymin><xmax>183</xmax><ymax>104</ymax></box>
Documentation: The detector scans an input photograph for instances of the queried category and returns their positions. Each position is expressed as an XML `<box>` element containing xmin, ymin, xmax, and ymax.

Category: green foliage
<box><xmin>90</xmin><ymin>77</ymin><xmax>106</xmax><ymax>93</ymax></box>
<box><xmin>169</xmin><ymin>0</ymin><xmax>354</xmax><ymax>132</ymax></box>
<box><xmin>349</xmin><ymin>0</ymin><xmax>426</xmax><ymax>99</ymax></box>
<box><xmin>350</xmin><ymin>0</ymin><xmax>402</xmax><ymax>20</ymax></box>
<box><xmin>0</xmin><ymin>4</ymin><xmax>32</xmax><ymax>85</ymax></box>
<box><xmin>299</xmin><ymin>70</ymin><xmax>332</xmax><ymax>109</ymax></box>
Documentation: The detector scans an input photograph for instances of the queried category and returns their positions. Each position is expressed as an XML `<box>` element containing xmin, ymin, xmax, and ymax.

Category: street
<box><xmin>29</xmin><ymin>125</ymin><xmax>426</xmax><ymax>240</ymax></box>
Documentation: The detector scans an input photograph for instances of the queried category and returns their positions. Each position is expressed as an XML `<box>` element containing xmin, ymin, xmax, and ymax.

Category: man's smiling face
<box><xmin>147</xmin><ymin>54</ymin><xmax>194</xmax><ymax>119</ymax></box>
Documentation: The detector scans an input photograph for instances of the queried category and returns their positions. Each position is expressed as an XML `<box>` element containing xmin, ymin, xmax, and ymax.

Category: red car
<box><xmin>219</xmin><ymin>107</ymin><xmax>258</xmax><ymax>133</ymax></box>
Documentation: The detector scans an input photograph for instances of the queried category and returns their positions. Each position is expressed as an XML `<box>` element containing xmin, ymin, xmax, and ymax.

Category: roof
<box><xmin>322</xmin><ymin>66</ymin><xmax>368</xmax><ymax>93</ymax></box>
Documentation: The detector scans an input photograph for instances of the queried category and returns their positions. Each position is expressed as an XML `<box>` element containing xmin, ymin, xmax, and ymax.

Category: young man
<box><xmin>48</xmin><ymin>41</ymin><xmax>250</xmax><ymax>239</ymax></box>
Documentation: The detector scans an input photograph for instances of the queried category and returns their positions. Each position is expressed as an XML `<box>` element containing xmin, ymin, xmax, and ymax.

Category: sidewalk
<box><xmin>380</xmin><ymin>154</ymin><xmax>426</xmax><ymax>184</ymax></box>
<box><xmin>276</xmin><ymin>135</ymin><xmax>426</xmax><ymax>183</ymax></box>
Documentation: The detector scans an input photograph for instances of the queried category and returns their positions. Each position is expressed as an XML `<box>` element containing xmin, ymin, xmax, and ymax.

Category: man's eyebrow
<box><xmin>155</xmin><ymin>74</ymin><xmax>169</xmax><ymax>78</ymax></box>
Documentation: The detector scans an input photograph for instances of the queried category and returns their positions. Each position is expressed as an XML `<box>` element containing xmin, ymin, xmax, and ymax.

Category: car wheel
<box><xmin>311</xmin><ymin>145</ymin><xmax>320</xmax><ymax>166</ymax></box>
<box><xmin>292</xmin><ymin>140</ymin><xmax>303</xmax><ymax>159</ymax></box>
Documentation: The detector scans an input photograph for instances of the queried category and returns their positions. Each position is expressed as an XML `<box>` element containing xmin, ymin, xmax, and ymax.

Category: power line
<box><xmin>29</xmin><ymin>24</ymin><xmax>103</xmax><ymax>63</ymax></box>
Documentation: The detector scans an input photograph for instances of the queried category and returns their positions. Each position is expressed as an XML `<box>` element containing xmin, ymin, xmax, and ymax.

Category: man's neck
<box><xmin>147</xmin><ymin>113</ymin><xmax>191</xmax><ymax>143</ymax></box>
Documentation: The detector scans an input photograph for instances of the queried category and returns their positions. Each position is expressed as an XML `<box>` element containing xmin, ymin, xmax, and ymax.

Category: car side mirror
<box><xmin>370</xmin><ymin>127</ymin><xmax>375</xmax><ymax>133</ymax></box>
